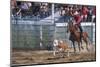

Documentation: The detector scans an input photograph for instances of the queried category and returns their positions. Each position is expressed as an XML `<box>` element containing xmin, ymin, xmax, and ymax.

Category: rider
<box><xmin>73</xmin><ymin>10</ymin><xmax>83</xmax><ymax>42</ymax></box>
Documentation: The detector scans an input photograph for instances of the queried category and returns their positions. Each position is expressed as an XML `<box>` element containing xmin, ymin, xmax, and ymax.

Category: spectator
<box><xmin>11</xmin><ymin>0</ymin><xmax>17</xmax><ymax>16</ymax></box>
<box><xmin>59</xmin><ymin>7</ymin><xmax>65</xmax><ymax>16</ymax></box>
<box><xmin>65</xmin><ymin>6</ymin><xmax>69</xmax><ymax>15</ymax></box>
<box><xmin>39</xmin><ymin>3</ymin><xmax>50</xmax><ymax>18</ymax></box>
<box><xmin>19</xmin><ymin>2</ymin><xmax>32</xmax><ymax>17</ymax></box>
<box><xmin>92</xmin><ymin>7</ymin><xmax>96</xmax><ymax>22</ymax></box>
<box><xmin>62</xmin><ymin>6</ymin><xmax>72</xmax><ymax>22</ymax></box>
<box><xmin>69</xmin><ymin>6</ymin><xmax>73</xmax><ymax>16</ymax></box>
<box><xmin>43</xmin><ymin>4</ymin><xmax>49</xmax><ymax>17</ymax></box>
<box><xmin>32</xmin><ymin>3</ymin><xmax>40</xmax><ymax>16</ymax></box>
<box><xmin>87</xmin><ymin>7</ymin><xmax>93</xmax><ymax>22</ymax></box>
<box><xmin>81</xmin><ymin>6</ymin><xmax>89</xmax><ymax>22</ymax></box>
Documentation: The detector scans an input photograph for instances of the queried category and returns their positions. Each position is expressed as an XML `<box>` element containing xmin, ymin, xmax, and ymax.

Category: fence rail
<box><xmin>11</xmin><ymin>18</ymin><xmax>95</xmax><ymax>50</ymax></box>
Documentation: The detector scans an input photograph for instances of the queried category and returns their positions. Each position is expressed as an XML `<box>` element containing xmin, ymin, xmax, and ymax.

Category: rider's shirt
<box><xmin>74</xmin><ymin>15</ymin><xmax>82</xmax><ymax>26</ymax></box>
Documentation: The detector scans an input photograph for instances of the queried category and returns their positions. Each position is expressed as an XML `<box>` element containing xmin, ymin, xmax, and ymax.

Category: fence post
<box><xmin>40</xmin><ymin>24</ymin><xmax>43</xmax><ymax>49</ymax></box>
<box><xmin>52</xmin><ymin>3</ymin><xmax>54</xmax><ymax>24</ymax></box>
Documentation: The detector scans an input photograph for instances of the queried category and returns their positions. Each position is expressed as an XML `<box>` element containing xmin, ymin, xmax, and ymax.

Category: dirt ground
<box><xmin>11</xmin><ymin>44</ymin><xmax>96</xmax><ymax>66</ymax></box>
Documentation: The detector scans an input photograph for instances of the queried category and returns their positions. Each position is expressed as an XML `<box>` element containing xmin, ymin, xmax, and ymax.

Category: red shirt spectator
<box><xmin>11</xmin><ymin>0</ymin><xmax>17</xmax><ymax>9</ymax></box>
<box><xmin>81</xmin><ymin>6</ymin><xmax>89</xmax><ymax>21</ymax></box>
<box><xmin>82</xmin><ymin>6</ymin><xmax>89</xmax><ymax>15</ymax></box>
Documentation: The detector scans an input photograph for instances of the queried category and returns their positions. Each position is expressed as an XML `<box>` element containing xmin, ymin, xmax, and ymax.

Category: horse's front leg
<box><xmin>72</xmin><ymin>41</ymin><xmax>76</xmax><ymax>53</ymax></box>
<box><xmin>78</xmin><ymin>42</ymin><xmax>81</xmax><ymax>52</ymax></box>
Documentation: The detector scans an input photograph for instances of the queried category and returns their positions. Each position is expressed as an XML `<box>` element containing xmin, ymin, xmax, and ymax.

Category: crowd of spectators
<box><xmin>11</xmin><ymin>0</ymin><xmax>96</xmax><ymax>22</ymax></box>
<box><xmin>58</xmin><ymin>4</ymin><xmax>96</xmax><ymax>22</ymax></box>
<box><xmin>11</xmin><ymin>0</ymin><xmax>51</xmax><ymax>18</ymax></box>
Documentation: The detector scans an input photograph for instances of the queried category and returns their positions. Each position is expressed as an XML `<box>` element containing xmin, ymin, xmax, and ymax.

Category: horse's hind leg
<box><xmin>80</xmin><ymin>40</ymin><xmax>84</xmax><ymax>50</ymax></box>
<box><xmin>83</xmin><ymin>38</ymin><xmax>89</xmax><ymax>51</ymax></box>
<box><xmin>85</xmin><ymin>40</ymin><xmax>89</xmax><ymax>51</ymax></box>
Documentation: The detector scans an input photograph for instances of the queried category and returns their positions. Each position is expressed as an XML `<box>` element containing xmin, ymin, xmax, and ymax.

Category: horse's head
<box><xmin>67</xmin><ymin>22</ymin><xmax>74</xmax><ymax>33</ymax></box>
<box><xmin>67</xmin><ymin>19</ymin><xmax>79</xmax><ymax>34</ymax></box>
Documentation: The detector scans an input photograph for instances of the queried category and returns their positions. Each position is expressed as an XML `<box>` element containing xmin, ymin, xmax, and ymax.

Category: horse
<box><xmin>53</xmin><ymin>39</ymin><xmax>70</xmax><ymax>57</ymax></box>
<box><xmin>67</xmin><ymin>22</ymin><xmax>90</xmax><ymax>53</ymax></box>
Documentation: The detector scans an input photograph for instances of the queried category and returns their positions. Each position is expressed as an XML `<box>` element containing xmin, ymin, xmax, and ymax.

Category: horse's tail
<box><xmin>83</xmin><ymin>32</ymin><xmax>89</xmax><ymax>38</ymax></box>
<box><xmin>84</xmin><ymin>32</ymin><xmax>92</xmax><ymax>45</ymax></box>
<box><xmin>85</xmin><ymin>32</ymin><xmax>89</xmax><ymax>38</ymax></box>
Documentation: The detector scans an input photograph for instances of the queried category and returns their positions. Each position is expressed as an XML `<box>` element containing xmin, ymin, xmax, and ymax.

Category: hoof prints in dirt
<box><xmin>12</xmin><ymin>50</ymin><xmax>96</xmax><ymax>65</ymax></box>
<box><xmin>47</xmin><ymin>56</ymin><xmax>64</xmax><ymax>60</ymax></box>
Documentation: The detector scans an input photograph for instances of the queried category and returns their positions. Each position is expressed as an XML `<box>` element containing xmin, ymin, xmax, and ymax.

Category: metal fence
<box><xmin>11</xmin><ymin>19</ymin><xmax>95</xmax><ymax>50</ymax></box>
<box><xmin>11</xmin><ymin>18</ymin><xmax>55</xmax><ymax>50</ymax></box>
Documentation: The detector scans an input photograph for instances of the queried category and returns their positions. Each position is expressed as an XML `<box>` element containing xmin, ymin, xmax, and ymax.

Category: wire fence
<box><xmin>11</xmin><ymin>16</ymin><xmax>95</xmax><ymax>50</ymax></box>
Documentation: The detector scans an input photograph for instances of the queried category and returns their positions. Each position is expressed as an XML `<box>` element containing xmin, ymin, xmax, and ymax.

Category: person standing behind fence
<box><xmin>81</xmin><ymin>6</ymin><xmax>89</xmax><ymax>22</ymax></box>
<box><xmin>60</xmin><ymin>7</ymin><xmax>66</xmax><ymax>16</ymax></box>
<box><xmin>11</xmin><ymin>0</ymin><xmax>17</xmax><ymax>16</ymax></box>
<box><xmin>18</xmin><ymin>2</ymin><xmax>32</xmax><ymax>17</ymax></box>
<box><xmin>92</xmin><ymin>7</ymin><xmax>96</xmax><ymax>22</ymax></box>
<box><xmin>59</xmin><ymin>7</ymin><xmax>66</xmax><ymax>22</ymax></box>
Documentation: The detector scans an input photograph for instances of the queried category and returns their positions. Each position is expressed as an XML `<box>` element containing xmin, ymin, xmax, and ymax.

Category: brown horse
<box><xmin>67</xmin><ymin>22</ymin><xmax>90</xmax><ymax>53</ymax></box>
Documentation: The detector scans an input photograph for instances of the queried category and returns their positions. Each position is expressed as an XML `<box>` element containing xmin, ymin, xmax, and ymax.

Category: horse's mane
<box><xmin>68</xmin><ymin>22</ymin><xmax>79</xmax><ymax>33</ymax></box>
